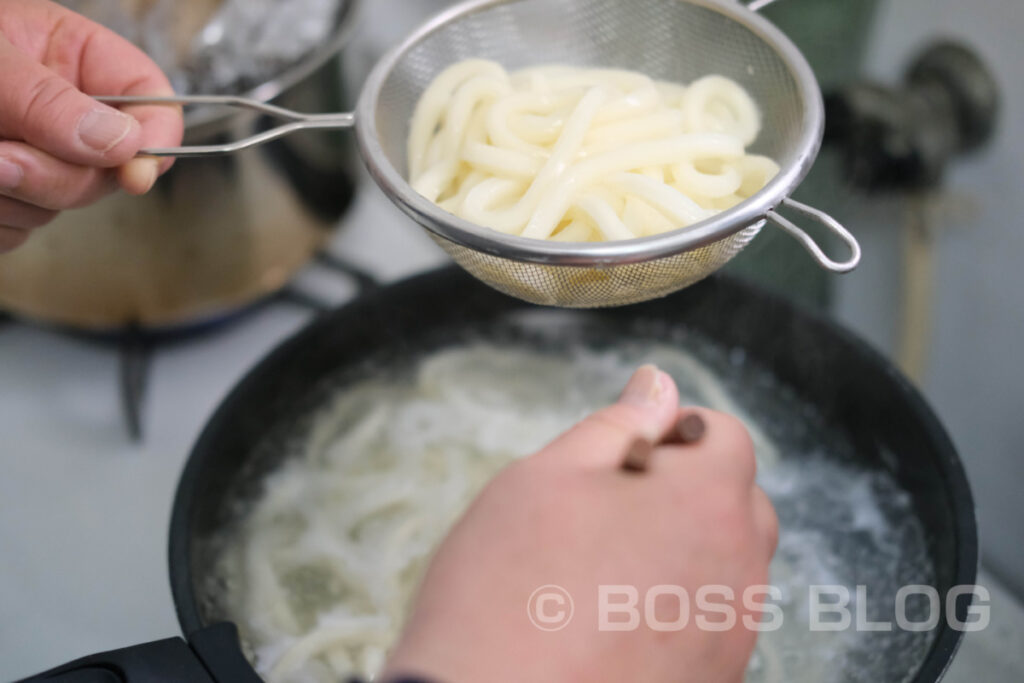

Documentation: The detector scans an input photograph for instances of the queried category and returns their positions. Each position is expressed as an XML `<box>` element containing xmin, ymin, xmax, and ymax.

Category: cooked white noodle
<box><xmin>409</xmin><ymin>62</ymin><xmax>780</xmax><ymax>241</ymax></box>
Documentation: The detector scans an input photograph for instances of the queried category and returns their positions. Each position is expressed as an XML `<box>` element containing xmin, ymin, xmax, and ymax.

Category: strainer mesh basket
<box><xmin>358</xmin><ymin>0</ymin><xmax>839</xmax><ymax>307</ymax></box>
<box><xmin>429</xmin><ymin>224</ymin><xmax>764</xmax><ymax>307</ymax></box>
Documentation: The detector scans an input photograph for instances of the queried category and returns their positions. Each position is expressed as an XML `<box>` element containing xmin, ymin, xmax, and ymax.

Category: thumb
<box><xmin>0</xmin><ymin>34</ymin><xmax>142</xmax><ymax>168</ymax></box>
<box><xmin>538</xmin><ymin>365</ymin><xmax>680</xmax><ymax>469</ymax></box>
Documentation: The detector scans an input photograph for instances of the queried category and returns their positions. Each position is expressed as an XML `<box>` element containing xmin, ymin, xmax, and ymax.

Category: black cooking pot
<box><xmin>24</xmin><ymin>267</ymin><xmax>976</xmax><ymax>683</ymax></box>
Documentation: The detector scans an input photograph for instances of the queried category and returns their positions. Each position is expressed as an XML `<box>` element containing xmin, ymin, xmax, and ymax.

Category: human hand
<box><xmin>384</xmin><ymin>365</ymin><xmax>779</xmax><ymax>683</ymax></box>
<box><xmin>0</xmin><ymin>0</ymin><xmax>183</xmax><ymax>252</ymax></box>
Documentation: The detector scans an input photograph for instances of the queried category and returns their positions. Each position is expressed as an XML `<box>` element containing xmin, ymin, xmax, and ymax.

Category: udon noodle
<box><xmin>408</xmin><ymin>61</ymin><xmax>779</xmax><ymax>241</ymax></box>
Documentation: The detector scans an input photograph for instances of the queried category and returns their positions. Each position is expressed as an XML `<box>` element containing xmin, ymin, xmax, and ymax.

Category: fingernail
<box><xmin>619</xmin><ymin>364</ymin><xmax>663</xmax><ymax>407</ymax></box>
<box><xmin>78</xmin><ymin>108</ymin><xmax>136</xmax><ymax>153</ymax></box>
<box><xmin>0</xmin><ymin>157</ymin><xmax>23</xmax><ymax>190</ymax></box>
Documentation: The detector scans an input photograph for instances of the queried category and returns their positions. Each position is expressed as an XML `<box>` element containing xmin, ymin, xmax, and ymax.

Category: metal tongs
<box><xmin>96</xmin><ymin>95</ymin><xmax>356</xmax><ymax>158</ymax></box>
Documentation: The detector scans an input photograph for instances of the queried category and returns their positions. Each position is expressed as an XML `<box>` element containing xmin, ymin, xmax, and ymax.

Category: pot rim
<box><xmin>182</xmin><ymin>0</ymin><xmax>362</xmax><ymax>132</ymax></box>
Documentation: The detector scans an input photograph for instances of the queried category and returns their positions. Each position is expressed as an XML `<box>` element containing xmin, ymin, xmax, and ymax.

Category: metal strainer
<box><xmin>103</xmin><ymin>0</ymin><xmax>861</xmax><ymax>308</ymax></box>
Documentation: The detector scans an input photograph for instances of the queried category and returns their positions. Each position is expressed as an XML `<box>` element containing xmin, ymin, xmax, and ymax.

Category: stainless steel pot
<box><xmin>0</xmin><ymin>0</ymin><xmax>361</xmax><ymax>330</ymax></box>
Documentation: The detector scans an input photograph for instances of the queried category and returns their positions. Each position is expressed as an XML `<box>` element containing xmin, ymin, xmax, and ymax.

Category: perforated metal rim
<box><xmin>355</xmin><ymin>0</ymin><xmax>823</xmax><ymax>266</ymax></box>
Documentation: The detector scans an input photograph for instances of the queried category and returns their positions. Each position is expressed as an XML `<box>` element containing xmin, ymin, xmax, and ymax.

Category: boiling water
<box><xmin>202</xmin><ymin>334</ymin><xmax>935</xmax><ymax>683</ymax></box>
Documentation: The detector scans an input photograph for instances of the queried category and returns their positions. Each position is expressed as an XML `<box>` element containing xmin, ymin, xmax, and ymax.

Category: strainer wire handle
<box><xmin>95</xmin><ymin>95</ymin><xmax>356</xmax><ymax>157</ymax></box>
<box><xmin>767</xmin><ymin>198</ymin><xmax>862</xmax><ymax>273</ymax></box>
